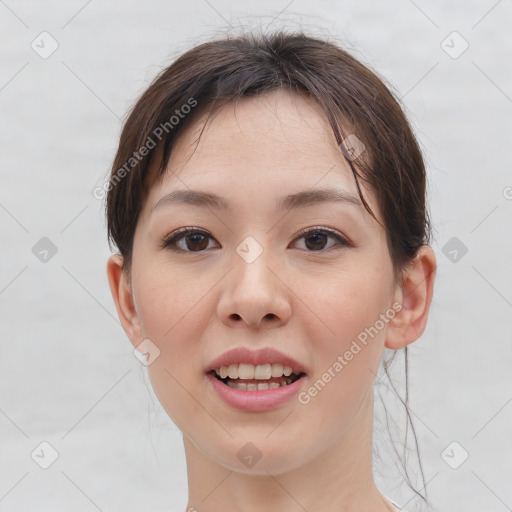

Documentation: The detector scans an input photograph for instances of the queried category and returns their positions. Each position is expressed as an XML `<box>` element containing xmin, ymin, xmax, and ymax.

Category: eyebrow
<box><xmin>151</xmin><ymin>187</ymin><xmax>362</xmax><ymax>214</ymax></box>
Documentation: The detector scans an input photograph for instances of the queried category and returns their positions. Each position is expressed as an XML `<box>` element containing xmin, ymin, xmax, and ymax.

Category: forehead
<box><xmin>143</xmin><ymin>90</ymin><xmax>379</xmax><ymax>221</ymax></box>
<box><xmin>155</xmin><ymin>91</ymin><xmax>353</xmax><ymax>185</ymax></box>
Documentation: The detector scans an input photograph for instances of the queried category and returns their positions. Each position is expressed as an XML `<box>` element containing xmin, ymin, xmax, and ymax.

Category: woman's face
<box><xmin>126</xmin><ymin>90</ymin><xmax>399</xmax><ymax>474</ymax></box>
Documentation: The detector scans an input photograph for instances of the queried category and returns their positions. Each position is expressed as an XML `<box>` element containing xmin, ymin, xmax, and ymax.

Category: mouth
<box><xmin>209</xmin><ymin>363</ymin><xmax>306</xmax><ymax>391</ymax></box>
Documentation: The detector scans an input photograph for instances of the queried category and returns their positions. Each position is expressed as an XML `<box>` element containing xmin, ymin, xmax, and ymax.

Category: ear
<box><xmin>106</xmin><ymin>253</ymin><xmax>142</xmax><ymax>348</ymax></box>
<box><xmin>385</xmin><ymin>245</ymin><xmax>436</xmax><ymax>349</ymax></box>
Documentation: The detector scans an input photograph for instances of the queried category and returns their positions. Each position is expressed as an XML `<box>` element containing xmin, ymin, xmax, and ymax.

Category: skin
<box><xmin>107</xmin><ymin>89</ymin><xmax>436</xmax><ymax>512</ymax></box>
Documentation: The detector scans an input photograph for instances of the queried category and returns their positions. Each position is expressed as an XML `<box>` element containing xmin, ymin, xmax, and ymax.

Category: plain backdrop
<box><xmin>1</xmin><ymin>1</ymin><xmax>511</xmax><ymax>511</ymax></box>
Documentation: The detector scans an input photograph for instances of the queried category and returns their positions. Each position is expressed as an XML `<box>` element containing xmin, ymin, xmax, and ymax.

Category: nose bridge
<box><xmin>217</xmin><ymin>235</ymin><xmax>291</xmax><ymax>328</ymax></box>
<box><xmin>237</xmin><ymin>242</ymin><xmax>272</xmax><ymax>285</ymax></box>
<box><xmin>233</xmin><ymin>235</ymin><xmax>277</xmax><ymax>298</ymax></box>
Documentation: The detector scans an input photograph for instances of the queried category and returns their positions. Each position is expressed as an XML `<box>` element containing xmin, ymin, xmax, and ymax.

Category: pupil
<box><xmin>187</xmin><ymin>234</ymin><xmax>207</xmax><ymax>251</ymax></box>
<box><xmin>306</xmin><ymin>233</ymin><xmax>326</xmax><ymax>251</ymax></box>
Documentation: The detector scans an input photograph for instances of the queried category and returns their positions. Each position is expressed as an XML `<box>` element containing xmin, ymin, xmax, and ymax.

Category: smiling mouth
<box><xmin>210</xmin><ymin>369</ymin><xmax>305</xmax><ymax>390</ymax></box>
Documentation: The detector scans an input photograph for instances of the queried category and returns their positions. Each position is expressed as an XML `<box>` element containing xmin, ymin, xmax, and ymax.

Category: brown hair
<box><xmin>105</xmin><ymin>29</ymin><xmax>431</xmax><ymax>503</ymax></box>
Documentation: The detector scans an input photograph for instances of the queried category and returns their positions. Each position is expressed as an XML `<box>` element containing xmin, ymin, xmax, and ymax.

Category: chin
<box><xmin>204</xmin><ymin>435</ymin><xmax>312</xmax><ymax>476</ymax></box>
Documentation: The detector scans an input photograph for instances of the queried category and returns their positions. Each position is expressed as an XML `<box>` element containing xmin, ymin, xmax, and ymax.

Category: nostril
<box><xmin>231</xmin><ymin>314</ymin><xmax>276</xmax><ymax>320</ymax></box>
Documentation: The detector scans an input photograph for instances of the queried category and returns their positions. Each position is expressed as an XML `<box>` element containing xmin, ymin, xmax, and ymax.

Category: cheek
<box><xmin>302</xmin><ymin>264</ymin><xmax>393</xmax><ymax>346</ymax></box>
<box><xmin>133</xmin><ymin>269</ymin><xmax>212</xmax><ymax>428</ymax></box>
<box><xmin>134</xmin><ymin>265</ymin><xmax>210</xmax><ymax>340</ymax></box>
<box><xmin>300</xmin><ymin>265</ymin><xmax>392</xmax><ymax>399</ymax></box>
<box><xmin>146</xmin><ymin>359</ymin><xmax>199</xmax><ymax>434</ymax></box>
<box><xmin>298</xmin><ymin>280</ymin><xmax>389</xmax><ymax>428</ymax></box>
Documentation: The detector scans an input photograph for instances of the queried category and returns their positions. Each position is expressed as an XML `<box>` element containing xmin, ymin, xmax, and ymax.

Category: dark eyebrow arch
<box><xmin>151</xmin><ymin>187</ymin><xmax>362</xmax><ymax>214</ymax></box>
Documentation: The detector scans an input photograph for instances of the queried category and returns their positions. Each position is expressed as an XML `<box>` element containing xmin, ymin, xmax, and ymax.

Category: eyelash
<box><xmin>159</xmin><ymin>226</ymin><xmax>354</xmax><ymax>253</ymax></box>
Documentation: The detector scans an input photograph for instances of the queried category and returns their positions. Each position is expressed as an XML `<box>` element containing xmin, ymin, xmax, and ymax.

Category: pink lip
<box><xmin>205</xmin><ymin>346</ymin><xmax>307</xmax><ymax>374</ymax></box>
<box><xmin>206</xmin><ymin>372</ymin><xmax>307</xmax><ymax>412</ymax></box>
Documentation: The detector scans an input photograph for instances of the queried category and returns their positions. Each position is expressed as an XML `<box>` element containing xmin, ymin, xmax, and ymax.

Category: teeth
<box><xmin>226</xmin><ymin>379</ymin><xmax>292</xmax><ymax>390</ymax></box>
<box><xmin>254</xmin><ymin>364</ymin><xmax>271</xmax><ymax>379</ymax></box>
<box><xmin>227</xmin><ymin>364</ymin><xmax>238</xmax><ymax>379</ymax></box>
<box><xmin>271</xmin><ymin>363</ymin><xmax>284</xmax><ymax>377</ymax></box>
<box><xmin>238</xmin><ymin>363</ymin><xmax>254</xmax><ymax>379</ymax></box>
<box><xmin>215</xmin><ymin>363</ymin><xmax>295</xmax><ymax>380</ymax></box>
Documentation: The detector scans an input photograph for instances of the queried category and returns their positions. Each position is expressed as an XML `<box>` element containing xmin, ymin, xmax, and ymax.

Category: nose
<box><xmin>216</xmin><ymin>245</ymin><xmax>292</xmax><ymax>329</ymax></box>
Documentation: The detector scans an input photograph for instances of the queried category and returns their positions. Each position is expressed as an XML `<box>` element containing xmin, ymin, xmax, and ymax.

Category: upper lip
<box><xmin>205</xmin><ymin>347</ymin><xmax>307</xmax><ymax>375</ymax></box>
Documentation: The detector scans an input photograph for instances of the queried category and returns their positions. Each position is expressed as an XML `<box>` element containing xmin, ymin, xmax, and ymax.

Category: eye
<box><xmin>160</xmin><ymin>227</ymin><xmax>218</xmax><ymax>252</ymax></box>
<box><xmin>160</xmin><ymin>226</ymin><xmax>353</xmax><ymax>253</ymax></box>
<box><xmin>291</xmin><ymin>226</ymin><xmax>353</xmax><ymax>252</ymax></box>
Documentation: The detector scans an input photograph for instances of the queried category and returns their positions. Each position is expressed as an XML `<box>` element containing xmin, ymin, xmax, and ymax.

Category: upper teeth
<box><xmin>215</xmin><ymin>363</ymin><xmax>294</xmax><ymax>380</ymax></box>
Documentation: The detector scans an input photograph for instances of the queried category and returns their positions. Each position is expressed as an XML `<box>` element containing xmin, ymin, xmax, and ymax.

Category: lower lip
<box><xmin>206</xmin><ymin>373</ymin><xmax>307</xmax><ymax>412</ymax></box>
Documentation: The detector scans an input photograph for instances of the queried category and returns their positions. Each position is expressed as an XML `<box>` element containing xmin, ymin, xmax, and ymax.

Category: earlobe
<box><xmin>385</xmin><ymin>245</ymin><xmax>436</xmax><ymax>350</ymax></box>
<box><xmin>106</xmin><ymin>254</ymin><xmax>142</xmax><ymax>347</ymax></box>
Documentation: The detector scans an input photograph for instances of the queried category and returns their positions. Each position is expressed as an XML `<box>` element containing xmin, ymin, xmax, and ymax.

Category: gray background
<box><xmin>1</xmin><ymin>1</ymin><xmax>511</xmax><ymax>511</ymax></box>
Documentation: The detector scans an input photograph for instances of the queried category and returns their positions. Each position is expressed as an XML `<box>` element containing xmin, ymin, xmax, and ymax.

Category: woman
<box><xmin>105</xmin><ymin>30</ymin><xmax>436</xmax><ymax>511</ymax></box>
